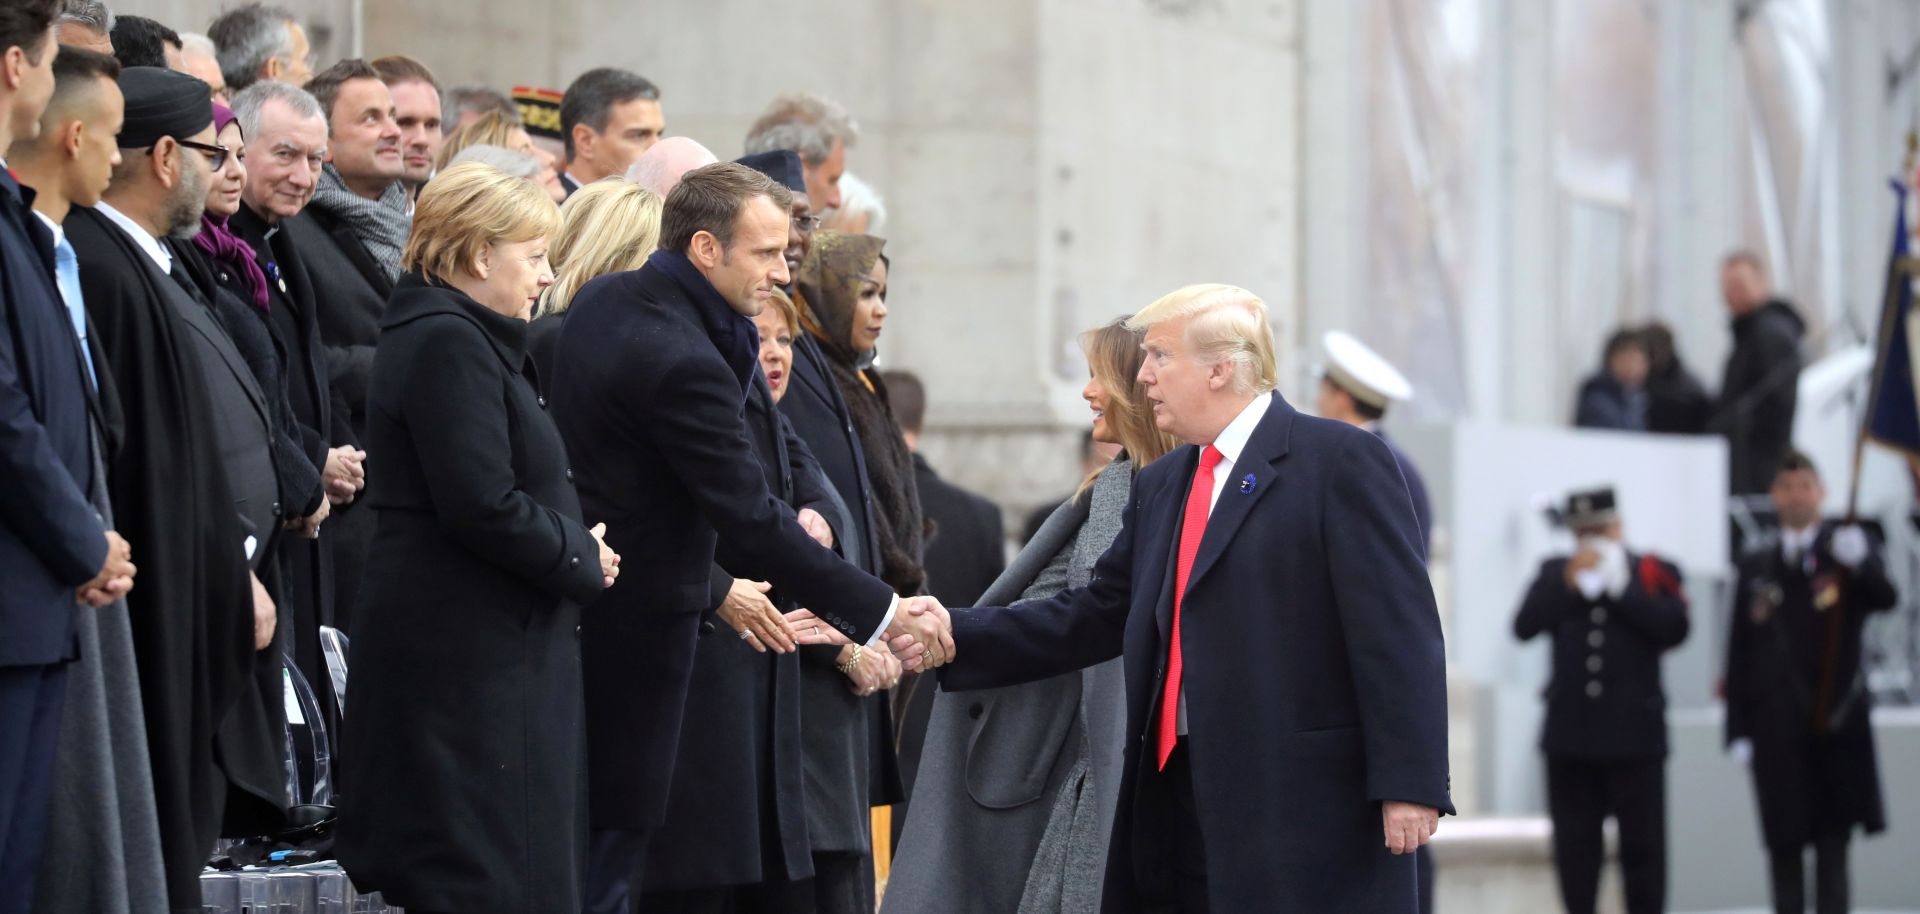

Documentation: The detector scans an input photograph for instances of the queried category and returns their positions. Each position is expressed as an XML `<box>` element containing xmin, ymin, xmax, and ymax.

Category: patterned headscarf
<box><xmin>193</xmin><ymin>102</ymin><xmax>272</xmax><ymax>311</ymax></box>
<box><xmin>794</xmin><ymin>230</ymin><xmax>887</xmax><ymax>369</ymax></box>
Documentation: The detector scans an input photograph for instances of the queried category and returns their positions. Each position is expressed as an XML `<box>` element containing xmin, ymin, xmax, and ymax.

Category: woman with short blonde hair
<box><xmin>336</xmin><ymin>161</ymin><xmax>617</xmax><ymax>914</ymax></box>
<box><xmin>527</xmin><ymin>180</ymin><xmax>664</xmax><ymax>386</ymax></box>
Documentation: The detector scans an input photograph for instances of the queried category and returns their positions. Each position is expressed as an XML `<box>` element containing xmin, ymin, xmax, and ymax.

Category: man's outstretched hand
<box><xmin>885</xmin><ymin>596</ymin><xmax>955</xmax><ymax>672</ymax></box>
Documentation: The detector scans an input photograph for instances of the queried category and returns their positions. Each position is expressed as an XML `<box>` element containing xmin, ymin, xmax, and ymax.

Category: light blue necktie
<box><xmin>53</xmin><ymin>235</ymin><xmax>96</xmax><ymax>390</ymax></box>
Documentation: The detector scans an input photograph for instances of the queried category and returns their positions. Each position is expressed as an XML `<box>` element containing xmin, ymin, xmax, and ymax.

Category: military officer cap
<box><xmin>512</xmin><ymin>85</ymin><xmax>565</xmax><ymax>141</ymax></box>
<box><xmin>1558</xmin><ymin>487</ymin><xmax>1618</xmax><ymax>528</ymax></box>
<box><xmin>1321</xmin><ymin>331</ymin><xmax>1414</xmax><ymax>409</ymax></box>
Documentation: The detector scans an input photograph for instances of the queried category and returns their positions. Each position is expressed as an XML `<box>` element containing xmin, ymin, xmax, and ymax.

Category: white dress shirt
<box><xmin>1780</xmin><ymin>524</ymin><xmax>1819</xmax><ymax>566</ymax></box>
<box><xmin>1178</xmin><ymin>392</ymin><xmax>1273</xmax><ymax>734</ymax></box>
<box><xmin>95</xmin><ymin>201</ymin><xmax>173</xmax><ymax>274</ymax></box>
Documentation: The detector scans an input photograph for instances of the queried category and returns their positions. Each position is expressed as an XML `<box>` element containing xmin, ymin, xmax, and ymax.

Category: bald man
<box><xmin>624</xmin><ymin>135</ymin><xmax>715</xmax><ymax>197</ymax></box>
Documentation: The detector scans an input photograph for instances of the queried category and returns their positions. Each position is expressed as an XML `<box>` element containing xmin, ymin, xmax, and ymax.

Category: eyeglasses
<box><xmin>175</xmin><ymin>139</ymin><xmax>233</xmax><ymax>171</ymax></box>
<box><xmin>796</xmin><ymin>214</ymin><xmax>824</xmax><ymax>233</ymax></box>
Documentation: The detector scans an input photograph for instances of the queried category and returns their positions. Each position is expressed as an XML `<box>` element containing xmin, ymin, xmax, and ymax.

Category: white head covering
<box><xmin>1321</xmin><ymin>331</ymin><xmax>1414</xmax><ymax>409</ymax></box>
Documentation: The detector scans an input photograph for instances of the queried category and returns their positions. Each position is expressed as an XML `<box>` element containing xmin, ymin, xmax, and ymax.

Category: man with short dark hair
<box><xmin>284</xmin><ymin>57</ymin><xmax>398</xmax><ymax>632</ymax></box>
<box><xmin>206</xmin><ymin>2</ymin><xmax>308</xmax><ymax>92</ymax></box>
<box><xmin>445</xmin><ymin>81</ymin><xmax>517</xmax><ymax>134</ymax></box>
<box><xmin>370</xmin><ymin>54</ymin><xmax>440</xmax><ymax>198</ymax></box>
<box><xmin>6</xmin><ymin>44</ymin><xmax>170</xmax><ymax>914</ymax></box>
<box><xmin>0</xmin><ymin>9</ymin><xmax>139</xmax><ymax>912</ymax></box>
<box><xmin>1725</xmin><ymin>451</ymin><xmax>1897</xmax><ymax>914</ymax></box>
<box><xmin>107</xmin><ymin>13</ymin><xmax>175</xmax><ymax>69</ymax></box>
<box><xmin>1514</xmin><ymin>488</ymin><xmax>1689</xmax><ymax>914</ymax></box>
<box><xmin>558</xmin><ymin>66</ymin><xmax>663</xmax><ymax>196</ymax></box>
<box><xmin>550</xmin><ymin>162</ymin><xmax>951</xmax><ymax>914</ymax></box>
<box><xmin>64</xmin><ymin>64</ymin><xmax>277</xmax><ymax>914</ymax></box>
<box><xmin>1711</xmin><ymin>251</ymin><xmax>1805</xmax><ymax>495</ymax></box>
<box><xmin>745</xmin><ymin>92</ymin><xmax>857</xmax><ymax>212</ymax></box>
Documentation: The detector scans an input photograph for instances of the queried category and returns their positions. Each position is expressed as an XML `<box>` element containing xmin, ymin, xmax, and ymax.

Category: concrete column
<box><xmin>1298</xmin><ymin>0</ymin><xmax>1368</xmax><ymax>394</ymax></box>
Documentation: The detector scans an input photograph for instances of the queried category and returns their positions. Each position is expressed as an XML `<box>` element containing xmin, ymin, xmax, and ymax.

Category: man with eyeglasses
<box><xmin>63</xmin><ymin>65</ymin><xmax>288</xmax><ymax>913</ymax></box>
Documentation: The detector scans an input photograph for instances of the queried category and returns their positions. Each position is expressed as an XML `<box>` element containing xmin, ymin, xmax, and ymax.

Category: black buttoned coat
<box><xmin>335</xmin><ymin>276</ymin><xmax>606</xmax><ymax>914</ymax></box>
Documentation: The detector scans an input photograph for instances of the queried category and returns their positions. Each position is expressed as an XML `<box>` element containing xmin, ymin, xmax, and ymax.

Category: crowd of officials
<box><xmin>0</xmin><ymin>2</ymin><xmax>1899</xmax><ymax>914</ymax></box>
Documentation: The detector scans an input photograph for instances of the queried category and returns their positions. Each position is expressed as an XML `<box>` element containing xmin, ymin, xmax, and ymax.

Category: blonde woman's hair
<box><xmin>1075</xmin><ymin>317</ymin><xmax>1178</xmax><ymax>500</ymax></box>
<box><xmin>404</xmin><ymin>162</ymin><xmax>560</xmax><ymax>283</ymax></box>
<box><xmin>541</xmin><ymin>179</ymin><xmax>663</xmax><ymax>316</ymax></box>
<box><xmin>436</xmin><ymin>110</ymin><xmax>525</xmax><ymax>171</ymax></box>
<box><xmin>1125</xmin><ymin>283</ymin><xmax>1278</xmax><ymax>397</ymax></box>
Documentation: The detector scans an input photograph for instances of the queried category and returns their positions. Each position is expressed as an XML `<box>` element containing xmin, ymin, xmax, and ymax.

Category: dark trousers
<box><xmin>584</xmin><ymin>827</ymin><xmax>652</xmax><ymax>914</ymax></box>
<box><xmin>1133</xmin><ymin>741</ymin><xmax>1210</xmax><ymax>914</ymax></box>
<box><xmin>638</xmin><ymin>878</ymin><xmax>815</xmax><ymax>914</ymax></box>
<box><xmin>0</xmin><ymin>663</ymin><xmax>69</xmax><ymax>914</ymax></box>
<box><xmin>1415</xmin><ymin>844</ymin><xmax>1434</xmax><ymax>914</ymax></box>
<box><xmin>1545</xmin><ymin>756</ymin><xmax>1666</xmax><ymax>914</ymax></box>
<box><xmin>1768</xmin><ymin>832</ymin><xmax>1850</xmax><ymax>914</ymax></box>
<box><xmin>810</xmin><ymin>851</ymin><xmax>874</xmax><ymax>914</ymax></box>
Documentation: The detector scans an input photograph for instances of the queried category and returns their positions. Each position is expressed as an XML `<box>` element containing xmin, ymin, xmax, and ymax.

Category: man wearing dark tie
<box><xmin>913</xmin><ymin>284</ymin><xmax>1452</xmax><ymax>913</ymax></box>
<box><xmin>0</xmin><ymin>8</ymin><xmax>137</xmax><ymax>912</ymax></box>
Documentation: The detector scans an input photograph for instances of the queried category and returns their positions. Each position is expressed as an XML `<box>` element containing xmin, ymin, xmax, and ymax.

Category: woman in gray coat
<box><xmin>881</xmin><ymin>318</ymin><xmax>1175</xmax><ymax>914</ymax></box>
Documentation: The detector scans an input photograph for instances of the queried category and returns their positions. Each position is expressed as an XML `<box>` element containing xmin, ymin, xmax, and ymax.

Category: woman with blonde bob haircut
<box><xmin>885</xmin><ymin>317</ymin><xmax>1175</xmax><ymax>914</ymax></box>
<box><xmin>336</xmin><ymin>161</ymin><xmax>620</xmax><ymax>914</ymax></box>
<box><xmin>528</xmin><ymin>179</ymin><xmax>664</xmax><ymax>387</ymax></box>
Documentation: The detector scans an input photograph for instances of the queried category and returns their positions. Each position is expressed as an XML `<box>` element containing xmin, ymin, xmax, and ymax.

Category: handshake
<box><xmin>781</xmin><ymin>596</ymin><xmax>957</xmax><ymax>673</ymax></box>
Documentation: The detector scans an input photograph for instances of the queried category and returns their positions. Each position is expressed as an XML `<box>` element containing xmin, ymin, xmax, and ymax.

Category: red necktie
<box><xmin>1158</xmin><ymin>444</ymin><xmax>1223</xmax><ymax>770</ymax></box>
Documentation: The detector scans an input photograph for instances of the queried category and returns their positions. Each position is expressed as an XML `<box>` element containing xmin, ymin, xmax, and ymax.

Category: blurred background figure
<box><xmin>1711</xmin><ymin>251</ymin><xmax>1806</xmax><ymax>496</ymax></box>
<box><xmin>1641</xmin><ymin>321</ymin><xmax>1713</xmax><ymax>435</ymax></box>
<box><xmin>1514</xmin><ymin>488</ymin><xmax>1690</xmax><ymax>914</ymax></box>
<box><xmin>1725</xmin><ymin>451</ymin><xmax>1897</xmax><ymax>914</ymax></box>
<box><xmin>1318</xmin><ymin>329</ymin><xmax>1432</xmax><ymax>554</ymax></box>
<box><xmin>1575</xmin><ymin>329</ymin><xmax>1650</xmax><ymax>431</ymax></box>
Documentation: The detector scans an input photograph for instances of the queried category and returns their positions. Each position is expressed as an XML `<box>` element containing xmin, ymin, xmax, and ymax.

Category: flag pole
<box><xmin>1851</xmin><ymin>130</ymin><xmax>1920</xmax><ymax>521</ymax></box>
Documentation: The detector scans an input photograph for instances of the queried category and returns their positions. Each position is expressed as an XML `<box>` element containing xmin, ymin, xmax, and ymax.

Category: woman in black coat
<box><xmin>335</xmin><ymin>163</ymin><xmax>617</xmax><ymax>914</ymax></box>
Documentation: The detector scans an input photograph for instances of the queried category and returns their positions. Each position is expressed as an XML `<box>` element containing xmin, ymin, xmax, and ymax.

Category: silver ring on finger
<box><xmin>739</xmin><ymin>630</ymin><xmax>754</xmax><ymax>641</ymax></box>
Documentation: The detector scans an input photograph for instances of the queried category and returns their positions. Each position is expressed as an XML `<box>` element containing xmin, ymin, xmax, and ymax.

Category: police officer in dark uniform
<box><xmin>1514</xmin><ymin>487</ymin><xmax>1690</xmax><ymax>914</ymax></box>
<box><xmin>1724</xmin><ymin>450</ymin><xmax>1896</xmax><ymax>914</ymax></box>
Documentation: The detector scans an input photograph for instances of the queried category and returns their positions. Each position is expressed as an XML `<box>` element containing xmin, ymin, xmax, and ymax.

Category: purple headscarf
<box><xmin>193</xmin><ymin>102</ymin><xmax>272</xmax><ymax>312</ymax></box>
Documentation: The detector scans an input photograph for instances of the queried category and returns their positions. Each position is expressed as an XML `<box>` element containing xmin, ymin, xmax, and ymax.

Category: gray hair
<box><xmin>443</xmin><ymin>83</ymin><xmax>519</xmax><ymax>134</ymax></box>
<box><xmin>230</xmin><ymin>79</ymin><xmax>324</xmax><ymax>140</ymax></box>
<box><xmin>57</xmin><ymin>0</ymin><xmax>112</xmax><ymax>33</ymax></box>
<box><xmin>450</xmin><ymin>144</ymin><xmax>539</xmax><ymax>180</ymax></box>
<box><xmin>832</xmin><ymin>171</ymin><xmax>886</xmax><ymax>234</ymax></box>
<box><xmin>743</xmin><ymin>93</ymin><xmax>858</xmax><ymax>166</ymax></box>
<box><xmin>177</xmin><ymin>30</ymin><xmax>215</xmax><ymax>60</ymax></box>
<box><xmin>207</xmin><ymin>3</ymin><xmax>297</xmax><ymax>93</ymax></box>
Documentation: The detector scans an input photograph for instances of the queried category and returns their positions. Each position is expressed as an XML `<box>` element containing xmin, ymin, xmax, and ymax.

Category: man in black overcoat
<box><xmin>1513</xmin><ymin>488</ymin><xmax>1690</xmax><ymax>914</ymax></box>
<box><xmin>1725</xmin><ymin>451</ymin><xmax>1898</xmax><ymax>914</ymax></box>
<box><xmin>549</xmin><ymin>162</ymin><xmax>951</xmax><ymax>914</ymax></box>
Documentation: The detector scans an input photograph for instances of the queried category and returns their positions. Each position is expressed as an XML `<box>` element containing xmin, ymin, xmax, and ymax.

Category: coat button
<box><xmin>1586</xmin><ymin>655</ymin><xmax>1603</xmax><ymax>673</ymax></box>
<box><xmin>566</xmin><ymin>468</ymin><xmax>575</xmax><ymax>482</ymax></box>
<box><xmin>968</xmin><ymin>703</ymin><xmax>984</xmax><ymax>720</ymax></box>
<box><xmin>1587</xmin><ymin>630</ymin><xmax>1605</xmax><ymax>648</ymax></box>
<box><xmin>1586</xmin><ymin>681</ymin><xmax>1604</xmax><ymax>698</ymax></box>
<box><xmin>574</xmin><ymin>625</ymin><xmax>582</xmax><ymax>638</ymax></box>
<box><xmin>271</xmin><ymin>501</ymin><xmax>282</xmax><ymax>517</ymax></box>
<box><xmin>1590</xmin><ymin>607</ymin><xmax>1607</xmax><ymax>625</ymax></box>
<box><xmin>570</xmin><ymin>556</ymin><xmax>581</xmax><ymax>569</ymax></box>
<box><xmin>700</xmin><ymin>620</ymin><xmax>716</xmax><ymax>635</ymax></box>
<box><xmin>538</xmin><ymin>396</ymin><xmax>548</xmax><ymax>409</ymax></box>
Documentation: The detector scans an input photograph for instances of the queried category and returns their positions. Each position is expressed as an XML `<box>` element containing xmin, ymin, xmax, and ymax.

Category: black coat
<box><xmin>278</xmin><ymin>208</ymin><xmax>389</xmax><ymax>629</ymax></box>
<box><xmin>228</xmin><ymin>205</ymin><xmax>338</xmax><ymax>700</ymax></box>
<box><xmin>68</xmin><ymin>205</ymin><xmax>261</xmax><ymax>911</ymax></box>
<box><xmin>549</xmin><ymin>252</ymin><xmax>895</xmax><ymax>830</ymax></box>
<box><xmin>1712</xmin><ymin>300</ymin><xmax>1804</xmax><ymax>494</ymax></box>
<box><xmin>1724</xmin><ymin>524</ymin><xmax>1898</xmax><ymax>850</ymax></box>
<box><xmin>644</xmin><ymin>377</ymin><xmax>827</xmax><ymax>890</ymax></box>
<box><xmin>334</xmin><ymin>276</ymin><xmax>604</xmax><ymax>914</ymax></box>
<box><xmin>1645</xmin><ymin>360</ymin><xmax>1712</xmax><ymax>434</ymax></box>
<box><xmin>1512</xmin><ymin>552</ymin><xmax>1690</xmax><ymax>760</ymax></box>
<box><xmin>0</xmin><ymin>174</ymin><xmax>106</xmax><ymax>668</ymax></box>
<box><xmin>1379</xmin><ymin>429</ymin><xmax>1432</xmax><ymax>560</ymax></box>
<box><xmin>941</xmin><ymin>394</ymin><xmax>1453</xmax><ymax>913</ymax></box>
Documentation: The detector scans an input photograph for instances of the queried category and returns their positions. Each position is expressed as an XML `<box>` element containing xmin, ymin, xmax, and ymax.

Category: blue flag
<box><xmin>1866</xmin><ymin>180</ymin><xmax>1920</xmax><ymax>454</ymax></box>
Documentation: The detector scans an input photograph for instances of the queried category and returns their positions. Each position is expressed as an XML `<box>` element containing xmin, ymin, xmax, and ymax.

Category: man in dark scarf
<box><xmin>794</xmin><ymin>231</ymin><xmax>927</xmax><ymax>596</ymax></box>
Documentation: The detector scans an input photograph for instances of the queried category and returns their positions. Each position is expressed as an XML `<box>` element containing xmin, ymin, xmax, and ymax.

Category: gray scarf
<box><xmin>307</xmin><ymin>164</ymin><xmax>410</xmax><ymax>282</ymax></box>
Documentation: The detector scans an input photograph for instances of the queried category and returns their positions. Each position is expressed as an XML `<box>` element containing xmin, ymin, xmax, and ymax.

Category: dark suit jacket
<box><xmin>1512</xmin><ymin>552</ymin><xmax>1689</xmax><ymax>760</ymax></box>
<box><xmin>550</xmin><ymin>252</ymin><xmax>896</xmax><ymax>829</ymax></box>
<box><xmin>0</xmin><ymin>174</ymin><xmax>106</xmax><ymax>667</ymax></box>
<box><xmin>278</xmin><ymin>208</ymin><xmax>391</xmax><ymax>446</ymax></box>
<box><xmin>941</xmin><ymin>393</ymin><xmax>1453</xmax><ymax>914</ymax></box>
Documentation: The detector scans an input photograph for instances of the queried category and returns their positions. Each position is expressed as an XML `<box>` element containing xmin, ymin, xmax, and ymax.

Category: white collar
<box><xmin>1780</xmin><ymin>523</ymin><xmax>1819</xmax><ymax>553</ymax></box>
<box><xmin>32</xmin><ymin>210</ymin><xmax>64</xmax><ymax>248</ymax></box>
<box><xmin>564</xmin><ymin>170</ymin><xmax>592</xmax><ymax>189</ymax></box>
<box><xmin>1207</xmin><ymin>393</ymin><xmax>1272</xmax><ymax>466</ymax></box>
<box><xmin>95</xmin><ymin>201</ymin><xmax>172</xmax><ymax>273</ymax></box>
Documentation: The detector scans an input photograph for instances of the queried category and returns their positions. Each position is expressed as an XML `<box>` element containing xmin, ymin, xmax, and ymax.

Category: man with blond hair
<box><xmin>917</xmin><ymin>284</ymin><xmax>1452</xmax><ymax>912</ymax></box>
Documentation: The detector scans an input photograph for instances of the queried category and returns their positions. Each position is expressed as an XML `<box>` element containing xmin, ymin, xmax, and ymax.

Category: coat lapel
<box><xmin>163</xmin><ymin>268</ymin><xmax>271</xmax><ymax>428</ymax></box>
<box><xmin>1184</xmin><ymin>393</ymin><xmax>1294</xmax><ymax>595</ymax></box>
